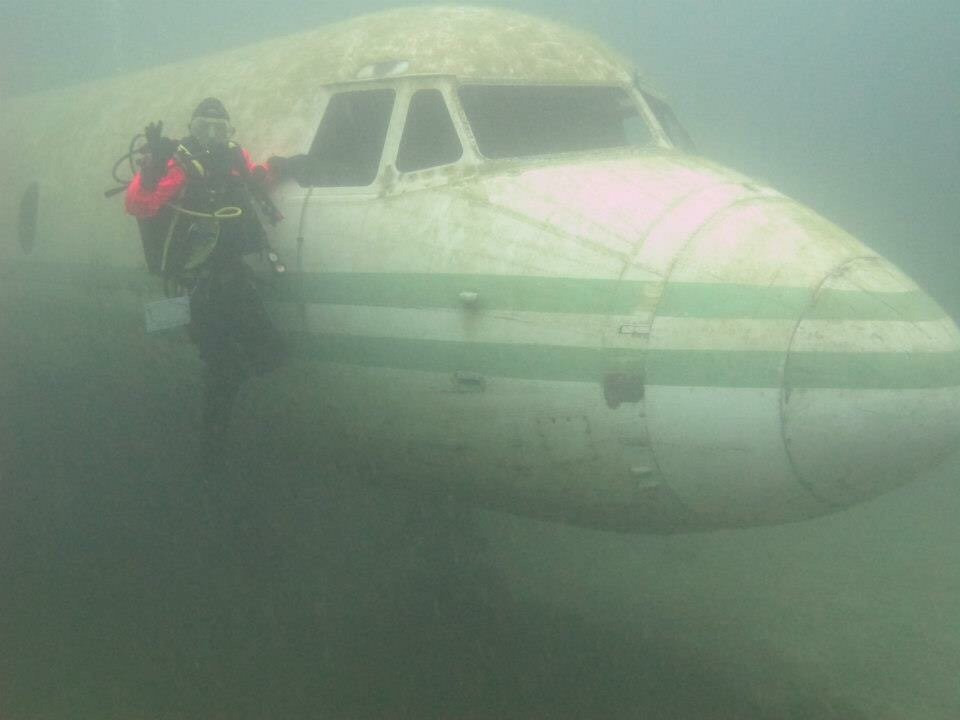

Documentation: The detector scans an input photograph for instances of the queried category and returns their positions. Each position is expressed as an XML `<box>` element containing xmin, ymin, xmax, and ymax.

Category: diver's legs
<box><xmin>231</xmin><ymin>271</ymin><xmax>287</xmax><ymax>376</ymax></box>
<box><xmin>190</xmin><ymin>272</ymin><xmax>247</xmax><ymax>439</ymax></box>
<box><xmin>201</xmin><ymin>358</ymin><xmax>244</xmax><ymax>434</ymax></box>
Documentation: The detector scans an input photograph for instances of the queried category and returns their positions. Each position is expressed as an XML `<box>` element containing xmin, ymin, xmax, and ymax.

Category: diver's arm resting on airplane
<box><xmin>243</xmin><ymin>149</ymin><xmax>301</xmax><ymax>188</ymax></box>
<box><xmin>264</xmin><ymin>154</ymin><xmax>313</xmax><ymax>186</ymax></box>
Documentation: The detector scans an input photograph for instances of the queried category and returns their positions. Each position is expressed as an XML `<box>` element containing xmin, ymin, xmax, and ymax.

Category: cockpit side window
<box><xmin>307</xmin><ymin>89</ymin><xmax>396</xmax><ymax>186</ymax></box>
<box><xmin>397</xmin><ymin>89</ymin><xmax>463</xmax><ymax>173</ymax></box>
<box><xmin>640</xmin><ymin>90</ymin><xmax>696</xmax><ymax>153</ymax></box>
<box><xmin>458</xmin><ymin>85</ymin><xmax>654</xmax><ymax>159</ymax></box>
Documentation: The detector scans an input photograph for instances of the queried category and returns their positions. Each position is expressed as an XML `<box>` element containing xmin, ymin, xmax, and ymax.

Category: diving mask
<box><xmin>189</xmin><ymin>116</ymin><xmax>235</xmax><ymax>145</ymax></box>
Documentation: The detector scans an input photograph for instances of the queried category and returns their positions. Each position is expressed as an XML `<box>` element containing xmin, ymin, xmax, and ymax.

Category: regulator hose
<box><xmin>104</xmin><ymin>132</ymin><xmax>146</xmax><ymax>198</ymax></box>
<box><xmin>167</xmin><ymin>204</ymin><xmax>243</xmax><ymax>220</ymax></box>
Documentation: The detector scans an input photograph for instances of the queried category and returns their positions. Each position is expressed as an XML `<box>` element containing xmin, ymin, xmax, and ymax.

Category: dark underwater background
<box><xmin>1</xmin><ymin>1</ymin><xmax>959</xmax><ymax>718</ymax></box>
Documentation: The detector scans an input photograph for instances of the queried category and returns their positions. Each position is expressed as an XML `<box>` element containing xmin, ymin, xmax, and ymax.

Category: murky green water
<box><xmin>2</xmin><ymin>2</ymin><xmax>959</xmax><ymax>718</ymax></box>
<box><xmin>2</xmin><ymin>288</ymin><xmax>958</xmax><ymax>719</ymax></box>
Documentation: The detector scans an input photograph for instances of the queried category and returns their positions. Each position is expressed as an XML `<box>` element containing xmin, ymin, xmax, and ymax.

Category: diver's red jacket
<box><xmin>125</xmin><ymin>148</ymin><xmax>273</xmax><ymax>218</ymax></box>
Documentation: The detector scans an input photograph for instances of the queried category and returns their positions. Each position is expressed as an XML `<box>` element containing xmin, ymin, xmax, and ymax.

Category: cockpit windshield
<box><xmin>458</xmin><ymin>85</ymin><xmax>654</xmax><ymax>160</ymax></box>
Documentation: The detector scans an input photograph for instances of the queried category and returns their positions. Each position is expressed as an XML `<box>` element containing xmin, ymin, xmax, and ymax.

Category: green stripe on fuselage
<box><xmin>650</xmin><ymin>283</ymin><xmax>945</xmax><ymax>321</ymax></box>
<box><xmin>8</xmin><ymin>263</ymin><xmax>959</xmax><ymax>388</ymax></box>
<box><xmin>279</xmin><ymin>273</ymin><xmax>945</xmax><ymax>321</ymax></box>
<box><xmin>784</xmin><ymin>351</ymin><xmax>960</xmax><ymax>390</ymax></box>
<box><xmin>291</xmin><ymin>333</ymin><xmax>960</xmax><ymax>389</ymax></box>
<box><xmin>655</xmin><ymin>283</ymin><xmax>811</xmax><ymax>319</ymax></box>
<box><xmin>7</xmin><ymin>263</ymin><xmax>948</xmax><ymax>321</ymax></box>
<box><xmin>804</xmin><ymin>287</ymin><xmax>946</xmax><ymax>322</ymax></box>
<box><xmin>274</xmin><ymin>272</ymin><xmax>647</xmax><ymax>315</ymax></box>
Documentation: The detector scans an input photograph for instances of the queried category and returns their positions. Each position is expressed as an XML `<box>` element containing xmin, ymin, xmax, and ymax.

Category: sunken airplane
<box><xmin>2</xmin><ymin>7</ymin><xmax>959</xmax><ymax>533</ymax></box>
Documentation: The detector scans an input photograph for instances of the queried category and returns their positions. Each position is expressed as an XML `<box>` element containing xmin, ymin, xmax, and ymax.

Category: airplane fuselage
<box><xmin>2</xmin><ymin>7</ymin><xmax>958</xmax><ymax>532</ymax></box>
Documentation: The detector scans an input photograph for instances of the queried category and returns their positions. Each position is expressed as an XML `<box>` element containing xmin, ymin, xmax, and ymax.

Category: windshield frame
<box><xmin>453</xmin><ymin>81</ymin><xmax>669</xmax><ymax>162</ymax></box>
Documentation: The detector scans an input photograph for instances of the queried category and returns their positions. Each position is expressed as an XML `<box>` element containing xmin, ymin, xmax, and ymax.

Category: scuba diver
<box><xmin>125</xmin><ymin>97</ymin><xmax>290</xmax><ymax>443</ymax></box>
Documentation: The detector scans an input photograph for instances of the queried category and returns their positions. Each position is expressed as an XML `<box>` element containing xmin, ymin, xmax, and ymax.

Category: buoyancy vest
<box><xmin>165</xmin><ymin>139</ymin><xmax>267</xmax><ymax>274</ymax></box>
<box><xmin>175</xmin><ymin>138</ymin><xmax>249</xmax><ymax>214</ymax></box>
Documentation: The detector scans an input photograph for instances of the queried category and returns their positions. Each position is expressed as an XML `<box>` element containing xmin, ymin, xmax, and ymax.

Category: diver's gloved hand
<box><xmin>144</xmin><ymin>121</ymin><xmax>163</xmax><ymax>148</ymax></box>
<box><xmin>141</xmin><ymin>121</ymin><xmax>177</xmax><ymax>190</ymax></box>
<box><xmin>250</xmin><ymin>165</ymin><xmax>269</xmax><ymax>184</ymax></box>
<box><xmin>267</xmin><ymin>154</ymin><xmax>310</xmax><ymax>185</ymax></box>
<box><xmin>144</xmin><ymin>121</ymin><xmax>176</xmax><ymax>160</ymax></box>
<box><xmin>267</xmin><ymin>156</ymin><xmax>289</xmax><ymax>179</ymax></box>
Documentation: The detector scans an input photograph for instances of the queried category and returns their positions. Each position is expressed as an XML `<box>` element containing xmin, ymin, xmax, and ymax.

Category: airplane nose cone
<box><xmin>782</xmin><ymin>257</ymin><xmax>960</xmax><ymax>507</ymax></box>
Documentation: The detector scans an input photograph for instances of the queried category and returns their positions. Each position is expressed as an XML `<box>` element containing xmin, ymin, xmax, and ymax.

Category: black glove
<box><xmin>268</xmin><ymin>154</ymin><xmax>310</xmax><ymax>185</ymax></box>
<box><xmin>267</xmin><ymin>155</ymin><xmax>289</xmax><ymax>179</ymax></box>
<box><xmin>250</xmin><ymin>165</ymin><xmax>268</xmax><ymax>184</ymax></box>
<box><xmin>141</xmin><ymin>121</ymin><xmax>177</xmax><ymax>190</ymax></box>
<box><xmin>144</xmin><ymin>121</ymin><xmax>176</xmax><ymax>160</ymax></box>
<box><xmin>144</xmin><ymin>121</ymin><xmax>163</xmax><ymax>148</ymax></box>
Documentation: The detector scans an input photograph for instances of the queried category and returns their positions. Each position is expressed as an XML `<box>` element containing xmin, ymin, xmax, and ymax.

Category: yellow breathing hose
<box><xmin>160</xmin><ymin>204</ymin><xmax>244</xmax><ymax>281</ymax></box>
<box><xmin>168</xmin><ymin>204</ymin><xmax>243</xmax><ymax>219</ymax></box>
